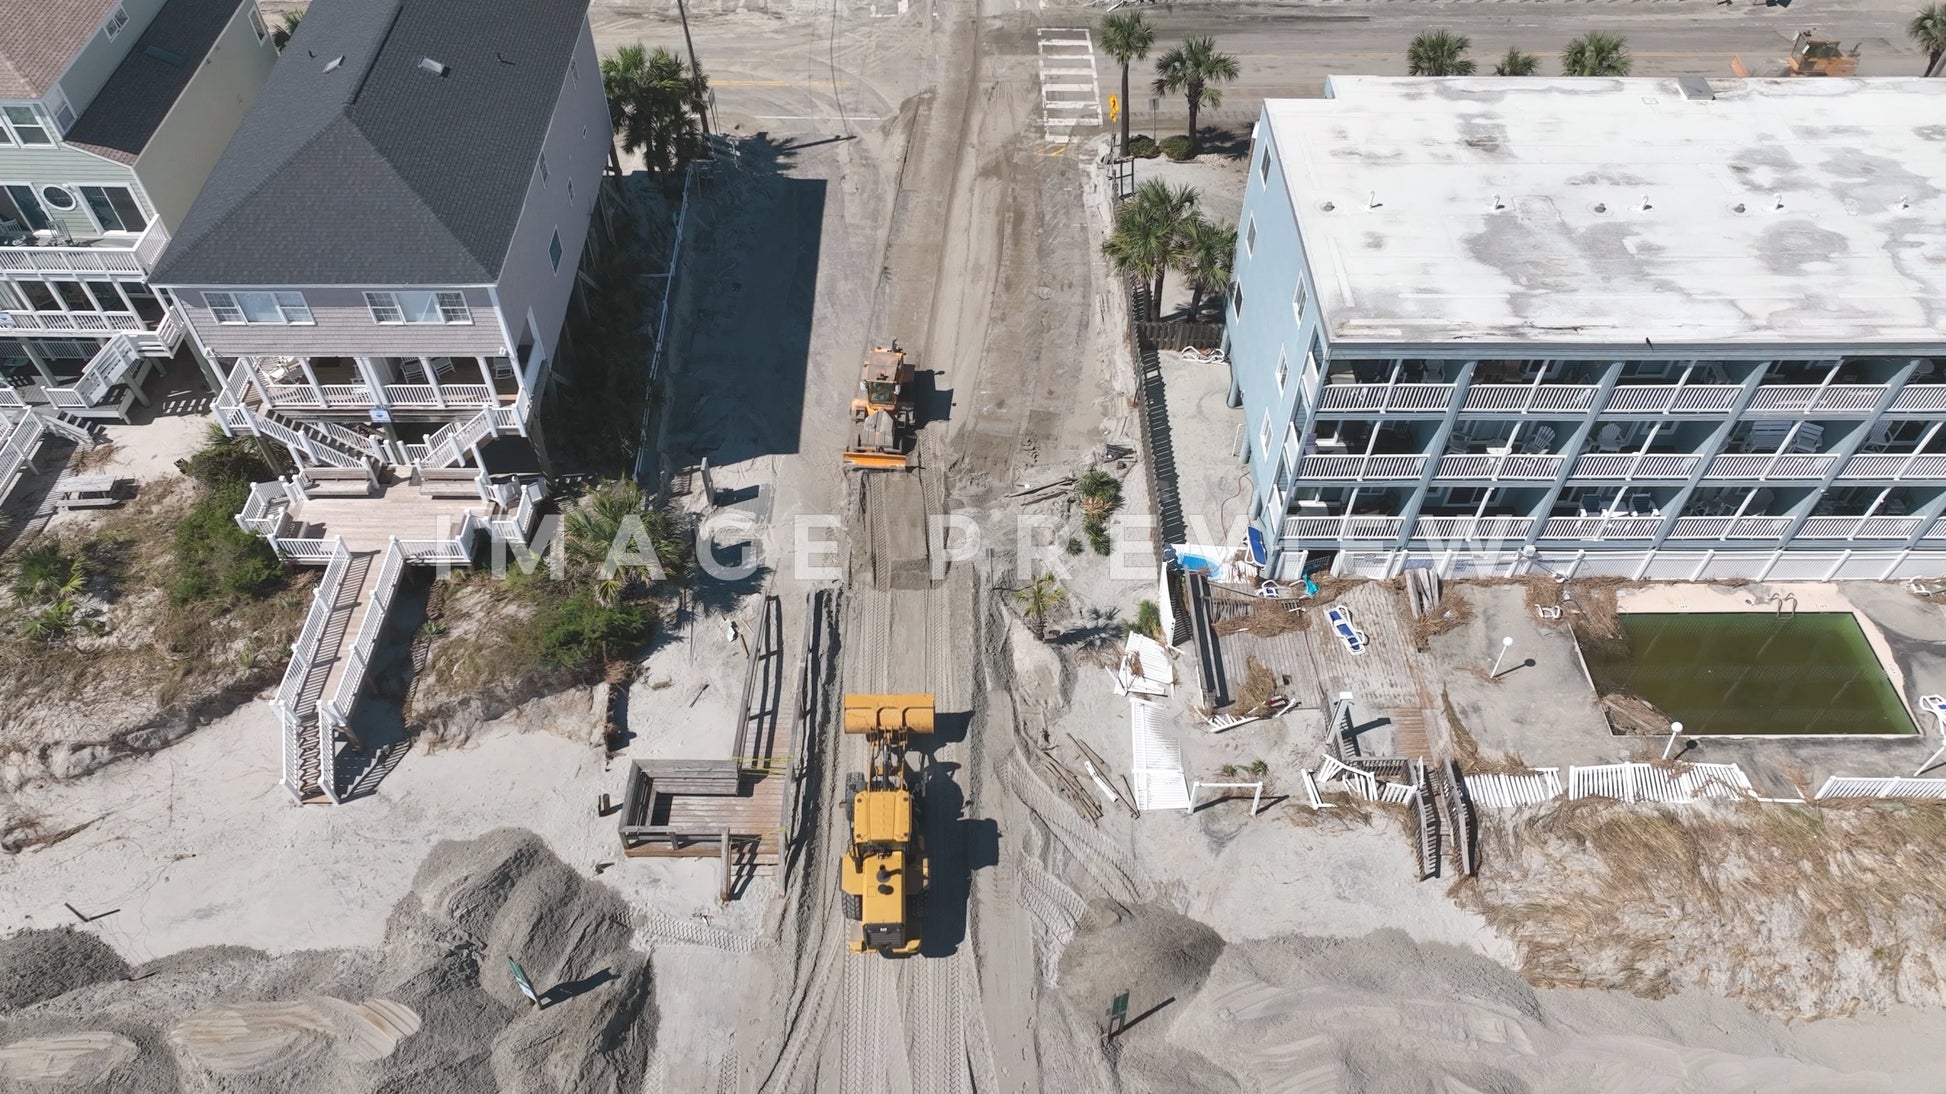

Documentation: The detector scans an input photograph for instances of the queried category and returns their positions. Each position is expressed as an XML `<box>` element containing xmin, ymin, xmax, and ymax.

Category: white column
<box><xmin>420</xmin><ymin>355</ymin><xmax>446</xmax><ymax>410</ymax></box>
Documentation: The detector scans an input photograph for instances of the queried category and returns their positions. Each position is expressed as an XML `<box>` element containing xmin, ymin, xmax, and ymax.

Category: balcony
<box><xmin>1702</xmin><ymin>453</ymin><xmax>1840</xmax><ymax>480</ymax></box>
<box><xmin>1291</xmin><ymin>454</ymin><xmax>1428</xmax><ymax>481</ymax></box>
<box><xmin>1665</xmin><ymin>516</ymin><xmax>1793</xmax><ymax>540</ymax></box>
<box><xmin>1281</xmin><ymin>515</ymin><xmax>1406</xmax><ymax>540</ymax></box>
<box><xmin>1569</xmin><ymin>453</ymin><xmax>1703</xmax><ymax>480</ymax></box>
<box><xmin>1316</xmin><ymin>382</ymin><xmax>1456</xmax><ymax>413</ymax></box>
<box><xmin>1836</xmin><ymin>454</ymin><xmax>1946</xmax><ymax>481</ymax></box>
<box><xmin>1462</xmin><ymin>384</ymin><xmax>1598</xmax><ymax>413</ymax></box>
<box><xmin>1435</xmin><ymin>453</ymin><xmax>1565</xmax><ymax>481</ymax></box>
<box><xmin>1744</xmin><ymin>384</ymin><xmax>1884</xmax><ymax>416</ymax></box>
<box><xmin>1412</xmin><ymin>515</ymin><xmax>1535</xmax><ymax>541</ymax></box>
<box><xmin>1796</xmin><ymin>515</ymin><xmax>1931</xmax><ymax>540</ymax></box>
<box><xmin>1540</xmin><ymin>516</ymin><xmax>1662</xmax><ymax>540</ymax></box>
<box><xmin>0</xmin><ymin>222</ymin><xmax>169</xmax><ymax>276</ymax></box>
<box><xmin>227</xmin><ymin>356</ymin><xmax>521</xmax><ymax>415</ymax></box>
<box><xmin>1</xmin><ymin>310</ymin><xmax>147</xmax><ymax>333</ymax></box>
<box><xmin>1602</xmin><ymin>385</ymin><xmax>1742</xmax><ymax>414</ymax></box>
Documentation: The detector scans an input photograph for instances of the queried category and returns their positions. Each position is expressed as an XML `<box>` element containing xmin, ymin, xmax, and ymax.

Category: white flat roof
<box><xmin>1266</xmin><ymin>77</ymin><xmax>1946</xmax><ymax>352</ymax></box>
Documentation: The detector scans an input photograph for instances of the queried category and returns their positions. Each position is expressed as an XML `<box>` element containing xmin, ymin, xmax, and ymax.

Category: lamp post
<box><xmin>1489</xmin><ymin>635</ymin><xmax>1514</xmax><ymax>678</ymax></box>
<box><xmin>1662</xmin><ymin>721</ymin><xmax>1685</xmax><ymax>761</ymax></box>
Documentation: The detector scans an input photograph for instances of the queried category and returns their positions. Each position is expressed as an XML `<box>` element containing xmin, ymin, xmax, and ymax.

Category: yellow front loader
<box><xmin>843</xmin><ymin>344</ymin><xmax>917</xmax><ymax>470</ymax></box>
<box><xmin>839</xmin><ymin>693</ymin><xmax>934</xmax><ymax>956</ymax></box>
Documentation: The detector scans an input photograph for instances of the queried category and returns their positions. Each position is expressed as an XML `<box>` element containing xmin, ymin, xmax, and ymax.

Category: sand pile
<box><xmin>0</xmin><ymin>829</ymin><xmax>652</xmax><ymax>1093</ymax></box>
<box><xmin>1097</xmin><ymin>927</ymin><xmax>1943</xmax><ymax>1093</ymax></box>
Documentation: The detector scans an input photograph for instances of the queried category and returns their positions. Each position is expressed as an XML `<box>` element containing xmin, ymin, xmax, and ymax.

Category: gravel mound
<box><xmin>0</xmin><ymin>928</ymin><xmax>129</xmax><ymax>1012</ymax></box>
<box><xmin>0</xmin><ymin>829</ymin><xmax>652</xmax><ymax>1094</ymax></box>
<box><xmin>1056</xmin><ymin>900</ymin><xmax>1226</xmax><ymax>1021</ymax></box>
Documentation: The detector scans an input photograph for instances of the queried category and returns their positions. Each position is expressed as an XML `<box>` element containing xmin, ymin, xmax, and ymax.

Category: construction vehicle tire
<box><xmin>842</xmin><ymin>892</ymin><xmax>863</xmax><ymax>921</ymax></box>
<box><xmin>843</xmin><ymin>773</ymin><xmax>866</xmax><ymax>821</ymax></box>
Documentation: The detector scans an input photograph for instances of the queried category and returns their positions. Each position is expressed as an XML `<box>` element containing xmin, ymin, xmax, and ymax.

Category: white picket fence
<box><xmin>1129</xmin><ymin>697</ymin><xmax>1190</xmax><ymax>811</ymax></box>
<box><xmin>1567</xmin><ymin>762</ymin><xmax>1755</xmax><ymax>804</ymax></box>
<box><xmin>1814</xmin><ymin>776</ymin><xmax>1946</xmax><ymax>801</ymax></box>
<box><xmin>1464</xmin><ymin>769</ymin><xmax>1565</xmax><ymax>808</ymax></box>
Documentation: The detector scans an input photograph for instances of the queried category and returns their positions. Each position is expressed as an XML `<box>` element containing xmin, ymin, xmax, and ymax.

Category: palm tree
<box><xmin>1561</xmin><ymin>32</ymin><xmax>1632</xmax><ymax>76</ymax></box>
<box><xmin>1407</xmin><ymin>31</ymin><xmax>1476</xmax><ymax>76</ymax></box>
<box><xmin>1174</xmin><ymin>214</ymin><xmax>1236</xmax><ymax>319</ymax></box>
<box><xmin>601</xmin><ymin>44</ymin><xmax>710</xmax><ymax>175</ymax></box>
<box><xmin>271</xmin><ymin>10</ymin><xmax>303</xmax><ymax>51</ymax></box>
<box><xmin>1910</xmin><ymin>4</ymin><xmax>1946</xmax><ymax>75</ymax></box>
<box><xmin>1152</xmin><ymin>36</ymin><xmax>1240</xmax><ymax>157</ymax></box>
<box><xmin>563</xmin><ymin>480</ymin><xmax>688</xmax><ymax>603</ymax></box>
<box><xmin>1493</xmin><ymin>47</ymin><xmax>1541</xmax><ymax>76</ymax></box>
<box><xmin>1099</xmin><ymin>13</ymin><xmax>1157</xmax><ymax>155</ymax></box>
<box><xmin>1014</xmin><ymin>571</ymin><xmax>1067</xmax><ymax>640</ymax></box>
<box><xmin>1103</xmin><ymin>180</ymin><xmax>1198</xmax><ymax>319</ymax></box>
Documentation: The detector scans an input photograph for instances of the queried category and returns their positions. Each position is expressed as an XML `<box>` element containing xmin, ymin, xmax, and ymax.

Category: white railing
<box><xmin>397</xmin><ymin>510</ymin><xmax>482</xmax><ymax>563</ymax></box>
<box><xmin>1603</xmin><ymin>384</ymin><xmax>1742</xmax><ymax>414</ymax></box>
<box><xmin>214</xmin><ymin>360</ymin><xmax>254</xmax><ymax>432</ymax></box>
<box><xmin>1667</xmin><ymin>517</ymin><xmax>1733</xmax><ymax>539</ymax></box>
<box><xmin>1704</xmin><ymin>453</ymin><xmax>1838</xmax><ymax>480</ymax></box>
<box><xmin>1816</xmin><ymin>776</ymin><xmax>1946</xmax><ymax>800</ymax></box>
<box><xmin>0</xmin><ymin>409</ymin><xmax>49</xmax><ymax>498</ymax></box>
<box><xmin>1837</xmin><ymin>454</ymin><xmax>1946</xmax><ymax>480</ymax></box>
<box><xmin>1294</xmin><ymin>454</ymin><xmax>1428</xmax><ymax>480</ymax></box>
<box><xmin>323</xmin><ymin>538</ymin><xmax>407</xmax><ymax>729</ymax></box>
<box><xmin>1412</xmin><ymin>516</ymin><xmax>1534</xmax><ymax>542</ymax></box>
<box><xmin>1730</xmin><ymin>516</ymin><xmax>1791</xmax><ymax>538</ymax></box>
<box><xmin>0</xmin><ymin>234</ymin><xmax>150</xmax><ymax>275</ymax></box>
<box><xmin>134</xmin><ymin>309</ymin><xmax>184</xmax><ymax>356</ymax></box>
<box><xmin>244</xmin><ymin>407</ymin><xmax>369</xmax><ymax>469</ymax></box>
<box><xmin>134</xmin><ymin>222</ymin><xmax>171</xmax><ymax>269</ymax></box>
<box><xmin>308</xmin><ymin>418</ymin><xmax>385</xmax><ymax>462</ymax></box>
<box><xmin>1462</xmin><ymin>384</ymin><xmax>1597</xmax><ymax>413</ymax></box>
<box><xmin>1281</xmin><ymin>515</ymin><xmax>1405</xmax><ymax>540</ymax></box>
<box><xmin>236</xmin><ymin>479</ymin><xmax>291</xmax><ymax>535</ymax></box>
<box><xmin>273</xmin><ymin>538</ymin><xmax>352</xmax><ymax>722</ymax></box>
<box><xmin>490</xmin><ymin>480</ymin><xmax>547</xmax><ymax>543</ymax></box>
<box><xmin>1745</xmin><ymin>384</ymin><xmax>1884</xmax><ymax>414</ymax></box>
<box><xmin>0</xmin><ymin>310</ymin><xmax>143</xmax><ymax>331</ymax></box>
<box><xmin>1541</xmin><ymin>516</ymin><xmax>1661</xmax><ymax>540</ymax></box>
<box><xmin>267</xmin><ymin>535</ymin><xmax>345</xmax><ymax>563</ymax></box>
<box><xmin>1888</xmin><ymin>385</ymin><xmax>1946</xmax><ymax>413</ymax></box>
<box><xmin>33</xmin><ymin>333</ymin><xmax>142</xmax><ymax>410</ymax></box>
<box><xmin>1436</xmin><ymin>453</ymin><xmax>1565</xmax><ymax>480</ymax></box>
<box><xmin>1798</xmin><ymin>515</ymin><xmax>1927</xmax><ymax>539</ymax></box>
<box><xmin>1317</xmin><ymin>382</ymin><xmax>1455</xmax><ymax>412</ymax></box>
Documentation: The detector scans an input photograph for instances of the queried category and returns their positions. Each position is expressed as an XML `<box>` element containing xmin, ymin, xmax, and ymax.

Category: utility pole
<box><xmin>673</xmin><ymin>0</ymin><xmax>712</xmax><ymax>137</ymax></box>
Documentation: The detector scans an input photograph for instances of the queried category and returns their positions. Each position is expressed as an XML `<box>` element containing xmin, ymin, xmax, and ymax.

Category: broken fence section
<box><xmin>1129</xmin><ymin>697</ymin><xmax>1191</xmax><ymax>812</ymax></box>
<box><xmin>1815</xmin><ymin>776</ymin><xmax>1946</xmax><ymax>801</ymax></box>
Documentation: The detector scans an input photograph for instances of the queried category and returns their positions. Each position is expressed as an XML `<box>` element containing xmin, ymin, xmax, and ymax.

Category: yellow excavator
<box><xmin>839</xmin><ymin>693</ymin><xmax>933</xmax><ymax>956</ymax></box>
<box><xmin>843</xmin><ymin>343</ymin><xmax>917</xmax><ymax>470</ymax></box>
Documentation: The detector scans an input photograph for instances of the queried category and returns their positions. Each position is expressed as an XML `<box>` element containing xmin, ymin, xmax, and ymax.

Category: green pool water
<box><xmin>1583</xmin><ymin>612</ymin><xmax>1917</xmax><ymax>737</ymax></box>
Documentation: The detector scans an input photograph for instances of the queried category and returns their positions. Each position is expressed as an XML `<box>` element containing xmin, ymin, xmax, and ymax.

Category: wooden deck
<box><xmin>287</xmin><ymin>484</ymin><xmax>484</xmax><ymax>552</ymax></box>
<box><xmin>618</xmin><ymin>761</ymin><xmax>787</xmax><ymax>867</ymax></box>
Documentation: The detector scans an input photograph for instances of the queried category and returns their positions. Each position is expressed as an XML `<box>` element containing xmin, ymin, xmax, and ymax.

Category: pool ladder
<box><xmin>1750</xmin><ymin>590</ymin><xmax>1797</xmax><ymax>620</ymax></box>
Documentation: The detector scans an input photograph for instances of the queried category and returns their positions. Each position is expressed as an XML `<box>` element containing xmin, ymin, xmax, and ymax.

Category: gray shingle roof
<box><xmin>0</xmin><ymin>0</ymin><xmax>120</xmax><ymax>99</ymax></box>
<box><xmin>150</xmin><ymin>0</ymin><xmax>593</xmax><ymax>286</ymax></box>
<box><xmin>66</xmin><ymin>0</ymin><xmax>248</xmax><ymax>165</ymax></box>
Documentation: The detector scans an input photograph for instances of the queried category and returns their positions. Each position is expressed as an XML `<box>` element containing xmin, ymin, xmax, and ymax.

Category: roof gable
<box><xmin>151</xmin><ymin>0</ymin><xmax>592</xmax><ymax>286</ymax></box>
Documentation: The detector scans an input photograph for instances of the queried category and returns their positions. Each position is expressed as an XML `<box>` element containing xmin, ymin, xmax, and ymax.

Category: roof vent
<box><xmin>142</xmin><ymin>44</ymin><xmax>187</xmax><ymax>68</ymax></box>
<box><xmin>323</xmin><ymin>55</ymin><xmax>345</xmax><ymax>73</ymax></box>
<box><xmin>1676</xmin><ymin>76</ymin><xmax>1715</xmax><ymax>101</ymax></box>
<box><xmin>419</xmin><ymin>57</ymin><xmax>451</xmax><ymax>77</ymax></box>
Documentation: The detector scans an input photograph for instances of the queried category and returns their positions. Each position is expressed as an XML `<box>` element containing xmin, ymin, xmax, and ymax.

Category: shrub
<box><xmin>1126</xmin><ymin>135</ymin><xmax>1161</xmax><ymax>159</ymax></box>
<box><xmin>1086</xmin><ymin>522</ymin><xmax>1112</xmax><ymax>556</ymax></box>
<box><xmin>1065</xmin><ymin>536</ymin><xmax>1084</xmax><ymax>556</ymax></box>
<box><xmin>1159</xmin><ymin>134</ymin><xmax>1195</xmax><ymax>161</ymax></box>
<box><xmin>1075</xmin><ymin>470</ymin><xmax>1122</xmax><ymax>521</ymax></box>
<box><xmin>11</xmin><ymin>544</ymin><xmax>77</xmax><ymax>601</ymax></box>
<box><xmin>170</xmin><ymin>480</ymin><xmax>282</xmax><ymax>604</ymax></box>
<box><xmin>180</xmin><ymin>426</ymin><xmax>279</xmax><ymax>488</ymax></box>
<box><xmin>1134</xmin><ymin>599</ymin><xmax>1162</xmax><ymax>640</ymax></box>
<box><xmin>537</xmin><ymin>588</ymin><xmax>652</xmax><ymax>670</ymax></box>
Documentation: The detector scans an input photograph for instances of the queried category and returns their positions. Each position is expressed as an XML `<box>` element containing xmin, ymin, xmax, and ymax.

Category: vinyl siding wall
<box><xmin>52</xmin><ymin>0</ymin><xmax>170</xmax><ymax>118</ymax></box>
<box><xmin>132</xmin><ymin>1</ymin><xmax>277</xmax><ymax>232</ymax></box>
<box><xmin>173</xmin><ymin>285</ymin><xmax>505</xmax><ymax>356</ymax></box>
<box><xmin>0</xmin><ymin>145</ymin><xmax>145</xmax><ymax>241</ymax></box>
<box><xmin>489</xmin><ymin>19</ymin><xmax>609</xmax><ymax>373</ymax></box>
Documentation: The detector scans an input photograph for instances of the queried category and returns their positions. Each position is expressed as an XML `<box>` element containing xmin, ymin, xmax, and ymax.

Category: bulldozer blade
<box><xmin>843</xmin><ymin>693</ymin><xmax>937</xmax><ymax>735</ymax></box>
<box><xmin>843</xmin><ymin>450</ymin><xmax>914</xmax><ymax>470</ymax></box>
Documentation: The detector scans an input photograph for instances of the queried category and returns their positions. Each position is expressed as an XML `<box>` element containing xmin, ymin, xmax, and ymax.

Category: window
<box><xmin>3</xmin><ymin>107</ymin><xmax>50</xmax><ymax>146</ymax></box>
<box><xmin>104</xmin><ymin>5</ymin><xmax>129</xmax><ymax>39</ymax></box>
<box><xmin>548</xmin><ymin>230</ymin><xmax>562</xmax><ymax>272</ymax></box>
<box><xmin>47</xmin><ymin>89</ymin><xmax>74</xmax><ymax>133</ymax></box>
<box><xmin>39</xmin><ymin>186</ymin><xmax>75</xmax><ymax>211</ymax></box>
<box><xmin>1259</xmin><ymin>145</ymin><xmax>1271</xmax><ymax>184</ymax></box>
<box><xmin>248</xmin><ymin>3</ymin><xmax>268</xmax><ymax>42</ymax></box>
<box><xmin>53</xmin><ymin>281</ymin><xmax>91</xmax><ymax>310</ymax></box>
<box><xmin>205</xmin><ymin>290</ymin><xmax>310</xmax><ymax>324</ymax></box>
<box><xmin>538</xmin><ymin>154</ymin><xmax>549</xmax><ymax>186</ymax></box>
<box><xmin>84</xmin><ymin>281</ymin><xmax>126</xmax><ymax>312</ymax></box>
<box><xmin>78</xmin><ymin>186</ymin><xmax>145</xmax><ymax>232</ymax></box>
<box><xmin>364</xmin><ymin>291</ymin><xmax>404</xmax><ymax>323</ymax></box>
<box><xmin>365</xmin><ymin>290</ymin><xmax>470</xmax><ymax>324</ymax></box>
<box><xmin>1259</xmin><ymin>410</ymin><xmax>1272</xmax><ymax>461</ymax></box>
<box><xmin>19</xmin><ymin>282</ymin><xmax>57</xmax><ymax>311</ymax></box>
<box><xmin>204</xmin><ymin>291</ymin><xmax>244</xmax><ymax>323</ymax></box>
<box><xmin>1292</xmin><ymin>276</ymin><xmax>1307</xmax><ymax>320</ymax></box>
<box><xmin>0</xmin><ymin>185</ymin><xmax>50</xmax><ymax>232</ymax></box>
<box><xmin>1231</xmin><ymin>280</ymin><xmax>1244</xmax><ymax>319</ymax></box>
<box><xmin>435</xmin><ymin>291</ymin><xmax>470</xmax><ymax>324</ymax></box>
<box><xmin>1275</xmin><ymin>348</ymin><xmax>1289</xmax><ymax>392</ymax></box>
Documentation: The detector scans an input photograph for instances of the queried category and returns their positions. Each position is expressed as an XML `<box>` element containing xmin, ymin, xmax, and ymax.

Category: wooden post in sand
<box><xmin>718</xmin><ymin>828</ymin><xmax>732</xmax><ymax>903</ymax></box>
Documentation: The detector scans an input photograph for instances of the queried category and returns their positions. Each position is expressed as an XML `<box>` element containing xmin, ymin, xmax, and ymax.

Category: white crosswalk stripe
<box><xmin>1036</xmin><ymin>27</ymin><xmax>1102</xmax><ymax>145</ymax></box>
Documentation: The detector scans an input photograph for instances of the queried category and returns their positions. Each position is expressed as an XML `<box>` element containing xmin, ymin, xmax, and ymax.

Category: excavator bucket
<box><xmin>843</xmin><ymin>693</ymin><xmax>937</xmax><ymax>736</ymax></box>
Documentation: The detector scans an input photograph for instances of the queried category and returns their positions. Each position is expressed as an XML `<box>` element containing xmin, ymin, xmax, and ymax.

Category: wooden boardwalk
<box><xmin>287</xmin><ymin>485</ymin><xmax>482</xmax><ymax>552</ymax></box>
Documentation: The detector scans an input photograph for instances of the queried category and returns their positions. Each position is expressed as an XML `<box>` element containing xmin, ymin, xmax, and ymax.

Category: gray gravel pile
<box><xmin>0</xmin><ymin>829</ymin><xmax>652</xmax><ymax>1093</ymax></box>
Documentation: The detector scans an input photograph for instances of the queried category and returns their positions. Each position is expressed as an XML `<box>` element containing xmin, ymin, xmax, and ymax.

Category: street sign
<box><xmin>1106</xmin><ymin>990</ymin><xmax>1130</xmax><ymax>1035</ymax></box>
<box><xmin>508</xmin><ymin>957</ymin><xmax>540</xmax><ymax>1007</ymax></box>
